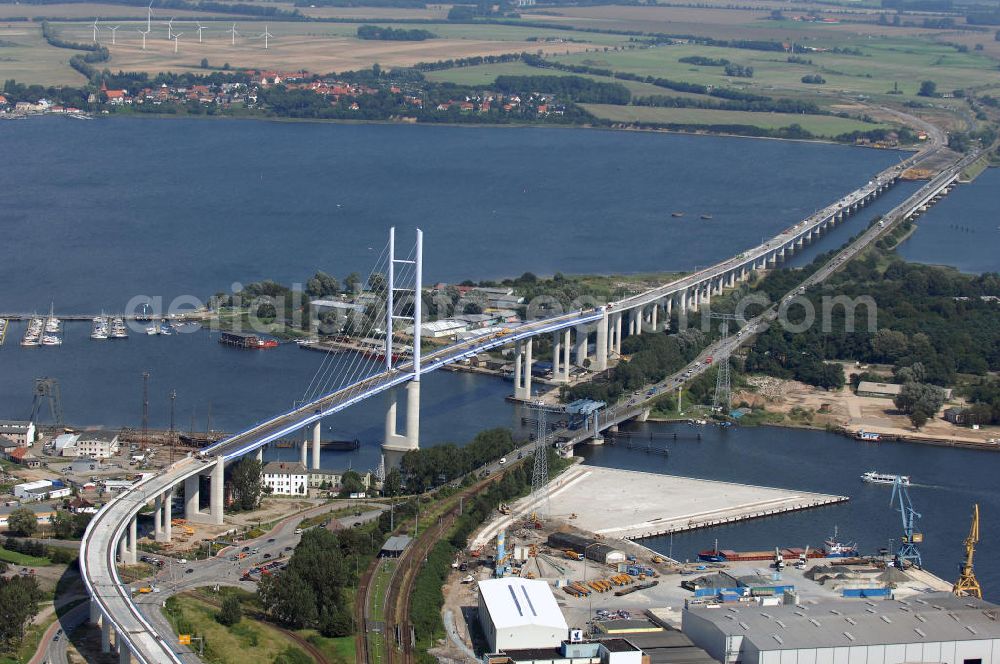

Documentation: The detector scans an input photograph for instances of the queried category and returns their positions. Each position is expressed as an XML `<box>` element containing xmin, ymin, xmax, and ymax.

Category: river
<box><xmin>1</xmin><ymin>117</ymin><xmax>992</xmax><ymax>596</ymax></box>
<box><xmin>895</xmin><ymin>168</ymin><xmax>1000</xmax><ymax>274</ymax></box>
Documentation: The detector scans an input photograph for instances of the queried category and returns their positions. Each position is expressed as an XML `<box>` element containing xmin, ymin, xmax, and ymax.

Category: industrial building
<box><xmin>478</xmin><ymin>578</ymin><xmax>569</xmax><ymax>652</ymax></box>
<box><xmin>486</xmin><ymin>638</ymin><xmax>645</xmax><ymax>664</ymax></box>
<box><xmin>13</xmin><ymin>479</ymin><xmax>71</xmax><ymax>502</ymax></box>
<box><xmin>682</xmin><ymin>592</ymin><xmax>1000</xmax><ymax>664</ymax></box>
<box><xmin>55</xmin><ymin>431</ymin><xmax>120</xmax><ymax>459</ymax></box>
<box><xmin>547</xmin><ymin>532</ymin><xmax>628</xmax><ymax>565</ymax></box>
<box><xmin>0</xmin><ymin>419</ymin><xmax>36</xmax><ymax>445</ymax></box>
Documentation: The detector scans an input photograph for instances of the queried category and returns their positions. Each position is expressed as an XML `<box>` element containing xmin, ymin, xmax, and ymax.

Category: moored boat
<box><xmin>823</xmin><ymin>526</ymin><xmax>859</xmax><ymax>558</ymax></box>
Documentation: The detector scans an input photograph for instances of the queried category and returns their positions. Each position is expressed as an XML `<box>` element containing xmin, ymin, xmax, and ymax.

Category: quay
<box><xmin>529</xmin><ymin>466</ymin><xmax>848</xmax><ymax>541</ymax></box>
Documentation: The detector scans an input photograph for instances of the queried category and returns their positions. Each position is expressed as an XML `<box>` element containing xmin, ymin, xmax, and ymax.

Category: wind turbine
<box><xmin>92</xmin><ymin>18</ymin><xmax>99</xmax><ymax>43</ymax></box>
<box><xmin>166</xmin><ymin>17</ymin><xmax>174</xmax><ymax>40</ymax></box>
<box><xmin>259</xmin><ymin>24</ymin><xmax>272</xmax><ymax>49</ymax></box>
<box><xmin>172</xmin><ymin>31</ymin><xmax>182</xmax><ymax>53</ymax></box>
<box><xmin>196</xmin><ymin>21</ymin><xmax>206</xmax><ymax>43</ymax></box>
<box><xmin>138</xmin><ymin>28</ymin><xmax>149</xmax><ymax>50</ymax></box>
<box><xmin>108</xmin><ymin>25</ymin><xmax>120</xmax><ymax>45</ymax></box>
<box><xmin>229</xmin><ymin>23</ymin><xmax>238</xmax><ymax>46</ymax></box>
<box><xmin>146</xmin><ymin>1</ymin><xmax>153</xmax><ymax>33</ymax></box>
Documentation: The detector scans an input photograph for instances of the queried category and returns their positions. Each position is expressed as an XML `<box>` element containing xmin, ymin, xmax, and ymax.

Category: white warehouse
<box><xmin>478</xmin><ymin>578</ymin><xmax>569</xmax><ymax>653</ymax></box>
<box><xmin>682</xmin><ymin>592</ymin><xmax>1000</xmax><ymax>664</ymax></box>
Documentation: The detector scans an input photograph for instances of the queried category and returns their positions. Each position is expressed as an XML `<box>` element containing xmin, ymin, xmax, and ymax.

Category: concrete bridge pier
<box><xmin>184</xmin><ymin>474</ymin><xmax>200</xmax><ymax>521</ymax></box>
<box><xmin>89</xmin><ymin>598</ymin><xmax>101</xmax><ymax>625</ymax></box>
<box><xmin>512</xmin><ymin>339</ymin><xmax>533</xmax><ymax>399</ymax></box>
<box><xmin>119</xmin><ymin>643</ymin><xmax>132</xmax><ymax>664</ymax></box>
<box><xmin>311</xmin><ymin>421</ymin><xmax>321</xmax><ymax>469</ymax></box>
<box><xmin>128</xmin><ymin>517</ymin><xmax>137</xmax><ymax>564</ymax></box>
<box><xmin>575</xmin><ymin>326</ymin><xmax>589</xmax><ymax>368</ymax></box>
<box><xmin>256</xmin><ymin>448</ymin><xmax>263</xmax><ymax>463</ymax></box>
<box><xmin>664</xmin><ymin>297</ymin><xmax>672</xmax><ymax>330</ymax></box>
<box><xmin>153</xmin><ymin>495</ymin><xmax>162</xmax><ymax>540</ymax></box>
<box><xmin>595</xmin><ymin>311</ymin><xmax>608</xmax><ymax>371</ymax></box>
<box><xmin>300</xmin><ymin>438</ymin><xmax>308</xmax><ymax>466</ymax></box>
<box><xmin>560</xmin><ymin>328</ymin><xmax>571</xmax><ymax>381</ymax></box>
<box><xmin>163</xmin><ymin>489</ymin><xmax>172</xmax><ymax>541</ymax></box>
<box><xmin>102</xmin><ymin>618</ymin><xmax>113</xmax><ymax>653</ymax></box>
<box><xmin>702</xmin><ymin>284</ymin><xmax>711</xmax><ymax>308</ymax></box>
<box><xmin>613</xmin><ymin>312</ymin><xmax>622</xmax><ymax>355</ymax></box>
<box><xmin>727</xmin><ymin>271</ymin><xmax>736</xmax><ymax>288</ymax></box>
<box><xmin>649</xmin><ymin>301</ymin><xmax>658</xmax><ymax>331</ymax></box>
<box><xmin>210</xmin><ymin>458</ymin><xmax>224</xmax><ymax>525</ymax></box>
<box><xmin>382</xmin><ymin>381</ymin><xmax>421</xmax><ymax>468</ymax></box>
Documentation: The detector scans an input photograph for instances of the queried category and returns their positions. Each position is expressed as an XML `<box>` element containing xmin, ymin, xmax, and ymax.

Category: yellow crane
<box><xmin>953</xmin><ymin>503</ymin><xmax>982</xmax><ymax>599</ymax></box>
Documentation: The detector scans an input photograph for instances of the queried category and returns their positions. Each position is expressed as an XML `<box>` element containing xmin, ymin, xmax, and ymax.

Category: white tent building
<box><xmin>478</xmin><ymin>578</ymin><xmax>569</xmax><ymax>653</ymax></box>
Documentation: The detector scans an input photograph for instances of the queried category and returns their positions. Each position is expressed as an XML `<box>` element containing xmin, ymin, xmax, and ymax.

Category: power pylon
<box><xmin>710</xmin><ymin>313</ymin><xmax>736</xmax><ymax>413</ymax></box>
<box><xmin>30</xmin><ymin>377</ymin><xmax>63</xmax><ymax>426</ymax></box>
<box><xmin>531</xmin><ymin>405</ymin><xmax>550</xmax><ymax>519</ymax></box>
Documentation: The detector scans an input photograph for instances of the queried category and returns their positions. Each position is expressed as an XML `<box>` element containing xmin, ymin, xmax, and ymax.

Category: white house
<box><xmin>0</xmin><ymin>420</ymin><xmax>36</xmax><ymax>446</ymax></box>
<box><xmin>262</xmin><ymin>461</ymin><xmax>309</xmax><ymax>496</ymax></box>
<box><xmin>72</xmin><ymin>432</ymin><xmax>120</xmax><ymax>459</ymax></box>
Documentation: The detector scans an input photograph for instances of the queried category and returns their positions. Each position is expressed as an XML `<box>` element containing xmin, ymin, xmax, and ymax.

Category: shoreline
<box><xmin>7</xmin><ymin>110</ymin><xmax>922</xmax><ymax>150</ymax></box>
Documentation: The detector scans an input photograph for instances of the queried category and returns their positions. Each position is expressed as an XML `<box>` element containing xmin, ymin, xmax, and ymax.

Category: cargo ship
<box><xmin>698</xmin><ymin>541</ymin><xmax>826</xmax><ymax>563</ymax></box>
<box><xmin>824</xmin><ymin>526</ymin><xmax>859</xmax><ymax>558</ymax></box>
<box><xmin>219</xmin><ymin>331</ymin><xmax>279</xmax><ymax>349</ymax></box>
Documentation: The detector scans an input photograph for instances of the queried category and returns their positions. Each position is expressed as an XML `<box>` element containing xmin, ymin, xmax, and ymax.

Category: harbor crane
<box><xmin>953</xmin><ymin>503</ymin><xmax>982</xmax><ymax>599</ymax></box>
<box><xmin>890</xmin><ymin>475</ymin><xmax>922</xmax><ymax>568</ymax></box>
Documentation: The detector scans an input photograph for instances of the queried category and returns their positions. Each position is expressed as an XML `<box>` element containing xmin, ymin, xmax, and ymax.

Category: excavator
<box><xmin>953</xmin><ymin>503</ymin><xmax>982</xmax><ymax>599</ymax></box>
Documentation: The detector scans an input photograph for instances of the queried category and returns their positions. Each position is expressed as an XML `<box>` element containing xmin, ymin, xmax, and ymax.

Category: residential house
<box><xmin>262</xmin><ymin>461</ymin><xmax>308</xmax><ymax>496</ymax></box>
<box><xmin>0</xmin><ymin>420</ymin><xmax>36</xmax><ymax>445</ymax></box>
<box><xmin>73</xmin><ymin>432</ymin><xmax>120</xmax><ymax>459</ymax></box>
<box><xmin>307</xmin><ymin>469</ymin><xmax>372</xmax><ymax>491</ymax></box>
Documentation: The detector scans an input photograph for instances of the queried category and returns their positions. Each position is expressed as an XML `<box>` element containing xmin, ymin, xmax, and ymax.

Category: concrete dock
<box><xmin>531</xmin><ymin>466</ymin><xmax>848</xmax><ymax>540</ymax></box>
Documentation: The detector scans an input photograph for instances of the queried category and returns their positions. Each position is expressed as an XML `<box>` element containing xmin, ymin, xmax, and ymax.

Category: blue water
<box><xmin>0</xmin><ymin>116</ymin><xmax>906</xmax><ymax>313</ymax></box>
<box><xmin>2</xmin><ymin>118</ymin><xmax>994</xmax><ymax>596</ymax></box>
<box><xmin>580</xmin><ymin>423</ymin><xmax>1000</xmax><ymax>600</ymax></box>
<box><xmin>896</xmin><ymin>168</ymin><xmax>1000</xmax><ymax>274</ymax></box>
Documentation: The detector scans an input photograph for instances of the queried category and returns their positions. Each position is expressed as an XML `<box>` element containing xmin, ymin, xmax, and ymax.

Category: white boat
<box><xmin>110</xmin><ymin>318</ymin><xmax>128</xmax><ymax>339</ymax></box>
<box><xmin>146</xmin><ymin>326</ymin><xmax>159</xmax><ymax>336</ymax></box>
<box><xmin>92</xmin><ymin>315</ymin><xmax>109</xmax><ymax>340</ymax></box>
<box><xmin>41</xmin><ymin>335</ymin><xmax>62</xmax><ymax>346</ymax></box>
<box><xmin>45</xmin><ymin>317</ymin><xmax>61</xmax><ymax>334</ymax></box>
<box><xmin>861</xmin><ymin>470</ymin><xmax>910</xmax><ymax>486</ymax></box>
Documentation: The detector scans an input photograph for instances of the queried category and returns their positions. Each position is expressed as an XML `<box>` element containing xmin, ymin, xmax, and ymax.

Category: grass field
<box><xmin>0</xmin><ymin>547</ymin><xmax>51</xmax><ymax>566</ymax></box>
<box><xmin>164</xmin><ymin>592</ymin><xmax>309</xmax><ymax>664</ymax></box>
<box><xmin>0</xmin><ymin>24</ymin><xmax>86</xmax><ymax>85</ymax></box>
<box><xmin>550</xmin><ymin>39</ymin><xmax>998</xmax><ymax>100</ymax></box>
<box><xmin>580</xmin><ymin>103</ymin><xmax>889</xmax><ymax>135</ymax></box>
<box><xmin>299</xmin><ymin>630</ymin><xmax>355</xmax><ymax>664</ymax></box>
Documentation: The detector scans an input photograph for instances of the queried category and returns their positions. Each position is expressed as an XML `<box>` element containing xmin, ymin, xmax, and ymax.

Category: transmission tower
<box><xmin>530</xmin><ymin>405</ymin><xmax>550</xmax><ymax>519</ymax></box>
<box><xmin>374</xmin><ymin>454</ymin><xmax>386</xmax><ymax>488</ymax></box>
<box><xmin>710</xmin><ymin>313</ymin><xmax>736</xmax><ymax>413</ymax></box>
<box><xmin>30</xmin><ymin>377</ymin><xmax>63</xmax><ymax>426</ymax></box>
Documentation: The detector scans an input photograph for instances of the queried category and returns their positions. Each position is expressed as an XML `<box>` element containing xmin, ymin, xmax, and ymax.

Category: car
<box><xmin>263</xmin><ymin>553</ymin><xmax>272</xmax><ymax>559</ymax></box>
<box><xmin>54</xmin><ymin>634</ymin><xmax>60</xmax><ymax>642</ymax></box>
<box><xmin>267</xmin><ymin>538</ymin><xmax>275</xmax><ymax>543</ymax></box>
<box><xmin>705</xmin><ymin>357</ymin><xmax>713</xmax><ymax>365</ymax></box>
<box><xmin>293</xmin><ymin>528</ymin><xmax>303</xmax><ymax>535</ymax></box>
<box><xmin>498</xmin><ymin>457</ymin><xmax>506</xmax><ymax>465</ymax></box>
<box><xmin>242</xmin><ymin>546</ymin><xmax>250</xmax><ymax>552</ymax></box>
<box><xmin>185</xmin><ymin>568</ymin><xmax>194</xmax><ymax>574</ymax></box>
<box><xmin>353</xmin><ymin>522</ymin><xmax>362</xmax><ymax>527</ymax></box>
<box><xmin>251</xmin><ymin>548</ymin><xmax>260</xmax><ymax>554</ymax></box>
<box><xmin>284</xmin><ymin>546</ymin><xmax>293</xmax><ymax>552</ymax></box>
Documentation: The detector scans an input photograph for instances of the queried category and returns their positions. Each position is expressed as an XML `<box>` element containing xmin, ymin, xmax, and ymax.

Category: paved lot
<box><xmin>531</xmin><ymin>465</ymin><xmax>845</xmax><ymax>540</ymax></box>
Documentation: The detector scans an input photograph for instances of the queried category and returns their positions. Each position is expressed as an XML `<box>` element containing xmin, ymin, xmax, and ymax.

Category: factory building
<box><xmin>478</xmin><ymin>578</ymin><xmax>569</xmax><ymax>652</ymax></box>
<box><xmin>682</xmin><ymin>592</ymin><xmax>1000</xmax><ymax>664</ymax></box>
<box><xmin>547</xmin><ymin>532</ymin><xmax>627</xmax><ymax>565</ymax></box>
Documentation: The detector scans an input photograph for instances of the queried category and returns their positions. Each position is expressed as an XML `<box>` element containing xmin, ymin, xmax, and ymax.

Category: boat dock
<box><xmin>536</xmin><ymin>466</ymin><xmax>848</xmax><ymax>541</ymax></box>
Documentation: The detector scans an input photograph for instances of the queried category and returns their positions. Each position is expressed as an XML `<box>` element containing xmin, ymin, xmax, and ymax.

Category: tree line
<box><xmin>492</xmin><ymin>74</ymin><xmax>630</xmax><ymax>104</ymax></box>
<box><xmin>399</xmin><ymin>428</ymin><xmax>519</xmax><ymax>493</ymax></box>
<box><xmin>357</xmin><ymin>24</ymin><xmax>436</xmax><ymax>40</ymax></box>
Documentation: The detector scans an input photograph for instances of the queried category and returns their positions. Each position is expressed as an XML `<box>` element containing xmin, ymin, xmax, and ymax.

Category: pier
<box><xmin>537</xmin><ymin>466</ymin><xmax>849</xmax><ymax>541</ymax></box>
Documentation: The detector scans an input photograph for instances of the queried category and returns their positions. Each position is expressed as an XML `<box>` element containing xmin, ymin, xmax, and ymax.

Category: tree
<box><xmin>0</xmin><ymin>574</ymin><xmax>43</xmax><ymax>650</ymax></box>
<box><xmin>200</xmin><ymin>57</ymin><xmax>209</xmax><ymax>69</ymax></box>
<box><xmin>7</xmin><ymin>508</ymin><xmax>38</xmax><ymax>537</ymax></box>
<box><xmin>894</xmin><ymin>382</ymin><xmax>946</xmax><ymax>424</ymax></box>
<box><xmin>216</xmin><ymin>594</ymin><xmax>242</xmax><ymax>626</ymax></box>
<box><xmin>338</xmin><ymin>470</ymin><xmax>366</xmax><ymax>497</ymax></box>
<box><xmin>305</xmin><ymin>271</ymin><xmax>339</xmax><ymax>298</ymax></box>
<box><xmin>229</xmin><ymin>457</ymin><xmax>263</xmax><ymax>511</ymax></box>
<box><xmin>383</xmin><ymin>468</ymin><xmax>403</xmax><ymax>497</ymax></box>
<box><xmin>51</xmin><ymin>510</ymin><xmax>76</xmax><ymax>540</ymax></box>
<box><xmin>909</xmin><ymin>409</ymin><xmax>930</xmax><ymax>429</ymax></box>
<box><xmin>918</xmin><ymin>80</ymin><xmax>937</xmax><ymax>97</ymax></box>
<box><xmin>344</xmin><ymin>272</ymin><xmax>362</xmax><ymax>294</ymax></box>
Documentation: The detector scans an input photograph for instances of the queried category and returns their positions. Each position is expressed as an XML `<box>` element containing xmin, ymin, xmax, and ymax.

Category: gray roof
<box><xmin>0</xmin><ymin>436</ymin><xmax>19</xmax><ymax>449</ymax></box>
<box><xmin>262</xmin><ymin>461</ymin><xmax>307</xmax><ymax>475</ymax></box>
<box><xmin>381</xmin><ymin>535</ymin><xmax>412</xmax><ymax>553</ymax></box>
<box><xmin>78</xmin><ymin>431</ymin><xmax>119</xmax><ymax>443</ymax></box>
<box><xmin>686</xmin><ymin>592</ymin><xmax>1000</xmax><ymax>650</ymax></box>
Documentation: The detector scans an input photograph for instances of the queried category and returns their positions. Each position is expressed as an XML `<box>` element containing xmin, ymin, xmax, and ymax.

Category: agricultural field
<box><xmin>0</xmin><ymin>24</ymin><xmax>85</xmax><ymax>85</ymax></box>
<box><xmin>548</xmin><ymin>38</ymin><xmax>1000</xmax><ymax>100</ymax></box>
<box><xmin>41</xmin><ymin>20</ymin><xmax>606</xmax><ymax>77</ymax></box>
<box><xmin>579</xmin><ymin>104</ymin><xmax>891</xmax><ymax>136</ymax></box>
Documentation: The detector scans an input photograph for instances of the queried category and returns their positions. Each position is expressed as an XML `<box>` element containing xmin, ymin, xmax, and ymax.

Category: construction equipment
<box><xmin>30</xmin><ymin>377</ymin><xmax>63</xmax><ymax>426</ymax></box>
<box><xmin>891</xmin><ymin>475</ymin><xmax>923</xmax><ymax>568</ymax></box>
<box><xmin>953</xmin><ymin>504</ymin><xmax>982</xmax><ymax>599</ymax></box>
